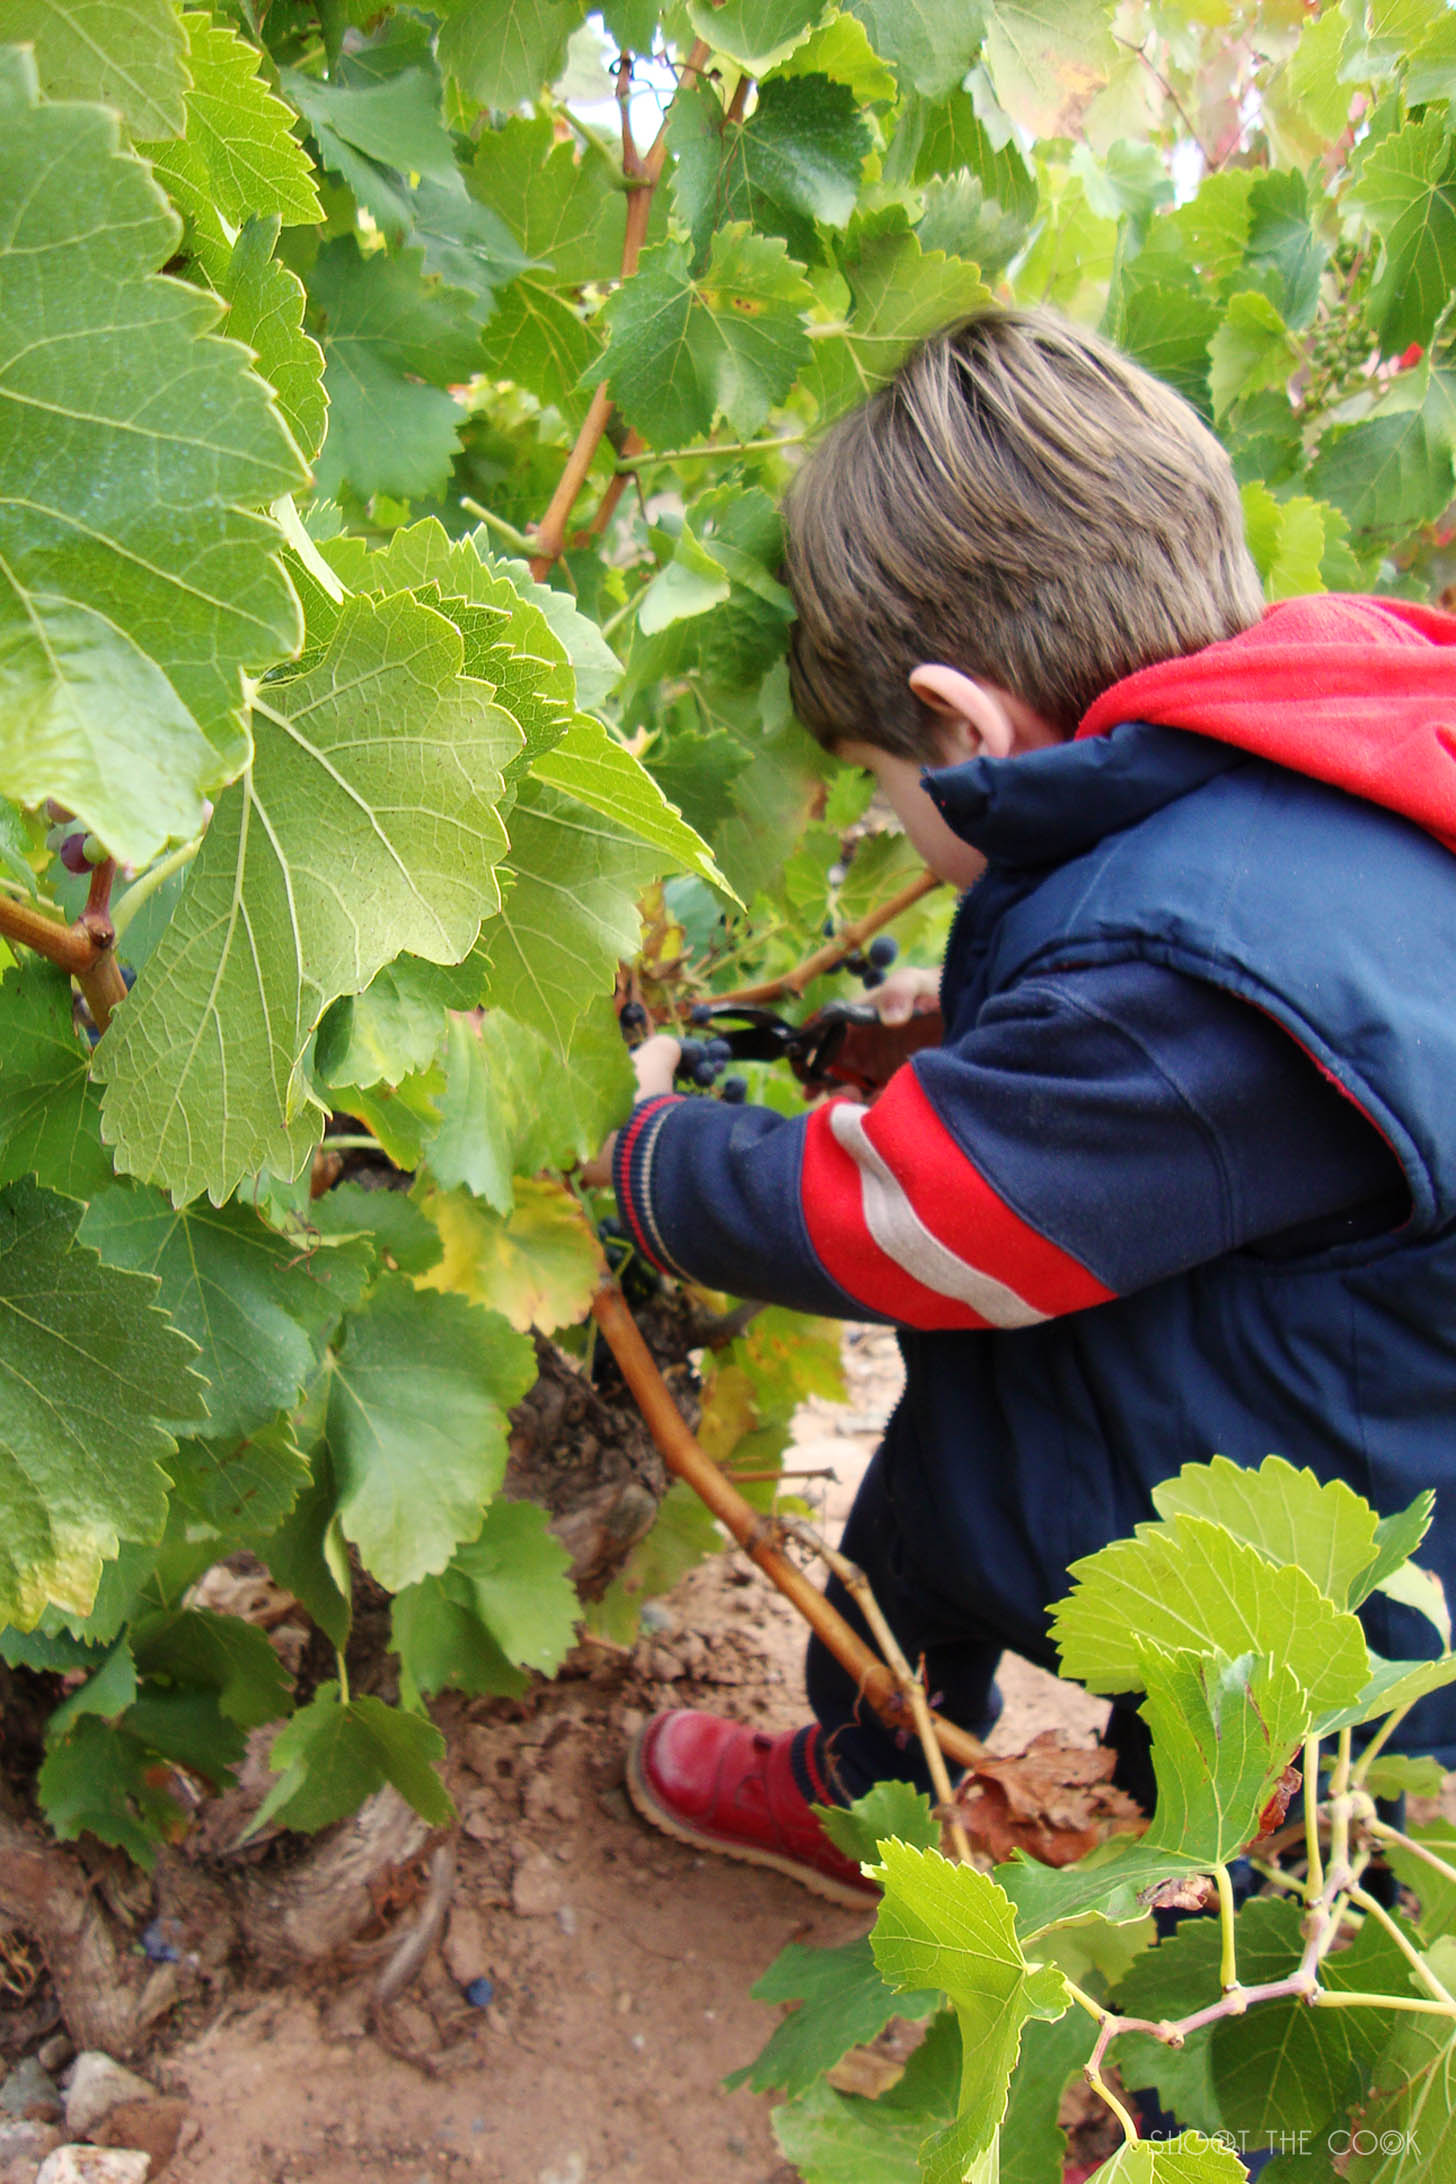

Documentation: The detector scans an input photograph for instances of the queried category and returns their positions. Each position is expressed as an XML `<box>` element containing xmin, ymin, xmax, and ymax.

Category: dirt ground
<box><xmin>134</xmin><ymin>1328</ymin><xmax>1106</xmax><ymax>2184</ymax></box>
<box><xmin>18</xmin><ymin>1329</ymin><xmax>1444</xmax><ymax>2184</ymax></box>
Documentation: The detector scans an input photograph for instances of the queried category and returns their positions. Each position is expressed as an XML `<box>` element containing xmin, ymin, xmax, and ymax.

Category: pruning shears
<box><xmin>685</xmin><ymin>999</ymin><xmax>944</xmax><ymax>1099</ymax></box>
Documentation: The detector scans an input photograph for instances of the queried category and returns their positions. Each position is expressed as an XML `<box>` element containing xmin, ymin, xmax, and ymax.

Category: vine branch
<box><xmin>529</xmin><ymin>40</ymin><xmax>713</xmax><ymax>579</ymax></box>
<box><xmin>590</xmin><ymin>1279</ymin><xmax>985</xmax><ymax>1773</ymax></box>
<box><xmin>717</xmin><ymin>870</ymin><xmax>945</xmax><ymax>1005</ymax></box>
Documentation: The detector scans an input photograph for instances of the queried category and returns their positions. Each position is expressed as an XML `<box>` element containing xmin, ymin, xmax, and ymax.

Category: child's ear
<box><xmin>908</xmin><ymin>664</ymin><xmax>1018</xmax><ymax>761</ymax></box>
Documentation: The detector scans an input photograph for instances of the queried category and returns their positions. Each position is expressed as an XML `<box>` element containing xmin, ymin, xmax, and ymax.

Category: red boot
<box><xmin>626</xmin><ymin>1710</ymin><xmax>879</xmax><ymax>1907</ymax></box>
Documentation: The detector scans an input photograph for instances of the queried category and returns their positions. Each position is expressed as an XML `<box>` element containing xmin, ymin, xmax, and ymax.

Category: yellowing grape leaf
<box><xmin>419</xmin><ymin>1177</ymin><xmax>604</xmax><ymax>1332</ymax></box>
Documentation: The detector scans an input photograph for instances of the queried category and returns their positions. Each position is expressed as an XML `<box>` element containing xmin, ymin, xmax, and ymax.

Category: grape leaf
<box><xmin>0</xmin><ymin>1179</ymin><xmax>207</xmax><ymax>1627</ymax></box>
<box><xmin>325</xmin><ymin>1275</ymin><xmax>535</xmax><ymax>1591</ymax></box>
<box><xmin>470</xmin><ymin>118</ymin><xmax>626</xmax><ymax>288</ymax></box>
<box><xmin>775</xmin><ymin>14</ymin><xmax>900</xmax><ymax>103</ymax></box>
<box><xmin>167</xmin><ymin>1421</ymin><xmax>312</xmax><ymax>1540</ymax></box>
<box><xmin>418</xmin><ymin>1177</ymin><xmax>604</xmax><ymax>1334</ymax></box>
<box><xmin>1309</xmin><ymin>394</ymin><xmax>1456</xmax><ymax>551</ymax></box>
<box><xmin>0</xmin><ymin>49</ymin><xmax>306</xmax><ymax>867</ymax></box>
<box><xmin>249</xmin><ymin>1680</ymin><xmax>454</xmax><ymax>1835</ymax></box>
<box><xmin>731</xmin><ymin>1936</ymin><xmax>940</xmax><ymax>2097</ymax></box>
<box><xmin>669</xmin><ymin>75</ymin><xmax>871</xmax><ymax>269</ymax></box>
<box><xmin>818</xmin><ymin>1779</ymin><xmax>941</xmax><ymax>1868</ymax></box>
<box><xmin>1241</xmin><ymin>485</ymin><xmax>1344</xmax><ymax>601</ymax></box>
<box><xmin>435</xmin><ymin>0</ymin><xmax>587</xmax><ymax>108</ymax></box>
<box><xmin>1347</xmin><ymin>114</ymin><xmax>1456</xmax><ymax>357</ymax></box>
<box><xmin>844</xmin><ymin>0</ymin><xmax>990</xmax><ymax>100</ymax></box>
<box><xmin>1209</xmin><ymin>290</ymin><xmax>1298</xmax><ymax>417</ymax></box>
<box><xmin>1363</xmin><ymin>1490</ymin><xmax>1437</xmax><ymax>1598</ymax></box>
<box><xmin>424</xmin><ymin>1001</ymin><xmax>633</xmax><ymax>1213</ymax></box>
<box><xmin>79</xmin><ymin>1185</ymin><xmax>370</xmax><ymax>1443</ymax></box>
<box><xmin>133</xmin><ymin>1606</ymin><xmax>292</xmax><ymax>1730</ymax></box>
<box><xmin>1315</xmin><ymin>1649</ymin><xmax>1456</xmax><ymax>1736</ymax></box>
<box><xmin>1150</xmin><ymin>1456</ymin><xmax>1382</xmax><ymax>1611</ymax></box>
<box><xmin>392</xmin><ymin>1498</ymin><xmax>578</xmax><ymax>1698</ymax></box>
<box><xmin>1383</xmin><ymin>1820</ymin><xmax>1456</xmax><ymax>1941</ymax></box>
<box><xmin>95</xmin><ymin>588</ymin><xmax>519</xmax><ymax>1204</ymax></box>
<box><xmin>1051</xmin><ymin>1513</ymin><xmax>1371</xmax><ymax>1715</ymax></box>
<box><xmin>220</xmin><ymin>219</ymin><xmax>328</xmax><ymax>466</ymax></box>
<box><xmin>477</xmin><ymin>778</ymin><xmax>663</xmax><ymax>1054</ymax></box>
<box><xmin>983</xmin><ymin>0</ymin><xmax>1116</xmax><ymax>137</ymax></box>
<box><xmin>309</xmin><ymin>240</ymin><xmax>481</xmax><ymax>502</ymax></box>
<box><xmin>303</xmin><ymin>1181</ymin><xmax>444</xmax><ymax>1278</ymax></box>
<box><xmin>322</xmin><ymin>520</ymin><xmax>595</xmax><ymax>758</ymax></box>
<box><xmin>1002</xmin><ymin>1648</ymin><xmax>1311</xmax><ymax>1937</ymax></box>
<box><xmin>0</xmin><ymin>959</ymin><xmax>111</xmax><ymax>1199</ymax></box>
<box><xmin>770</xmin><ymin>2011</ymin><xmax>961</xmax><ymax>2184</ymax></box>
<box><xmin>532</xmin><ymin>717</ymin><xmax>737</xmax><ymax>899</ymax></box>
<box><xmin>37</xmin><ymin>1714</ymin><xmax>187</xmax><ymax>1868</ymax></box>
<box><xmin>687</xmin><ymin>0</ymin><xmax>828</xmax><ymax>74</ymax></box>
<box><xmin>9</xmin><ymin>0</ymin><xmax>188</xmax><ymax>138</ymax></box>
<box><xmin>45</xmin><ymin>1639</ymin><xmax>139</xmax><ymax>1738</ymax></box>
<box><xmin>803</xmin><ymin>210</ymin><xmax>990</xmax><ymax>419</ymax></box>
<box><xmin>1338</xmin><ymin>2005</ymin><xmax>1456</xmax><ymax>2183</ymax></box>
<box><xmin>582</xmin><ymin>228</ymin><xmax>815</xmax><ymax>448</ymax></box>
<box><xmin>282</xmin><ymin>49</ymin><xmax>458</xmax><ymax>201</ymax></box>
<box><xmin>869</xmin><ymin>1843</ymin><xmax>1069</xmax><ymax>2184</ymax></box>
<box><xmin>140</xmin><ymin>13</ymin><xmax>321</xmax><ymax>245</ymax></box>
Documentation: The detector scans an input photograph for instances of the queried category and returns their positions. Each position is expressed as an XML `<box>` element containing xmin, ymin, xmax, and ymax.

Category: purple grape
<box><xmin>867</xmin><ymin>935</ymin><xmax>899</xmax><ymax>969</ymax></box>
<box><xmin>58</xmin><ymin>831</ymin><xmax>90</xmax><ymax>875</ymax></box>
<box><xmin>689</xmin><ymin>1003</ymin><xmax>713</xmax><ymax>1026</ymax></box>
<box><xmin>619</xmin><ymin>1001</ymin><xmax>647</xmax><ymax>1034</ymax></box>
<box><xmin>720</xmin><ymin>1076</ymin><xmax>747</xmax><ymax>1104</ymax></box>
<box><xmin>464</xmin><ymin>1976</ymin><xmax>494</xmax><ymax>2007</ymax></box>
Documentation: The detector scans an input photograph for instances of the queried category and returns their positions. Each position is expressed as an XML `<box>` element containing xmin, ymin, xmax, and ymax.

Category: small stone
<box><xmin>555</xmin><ymin>1905</ymin><xmax>577</xmax><ymax>1936</ymax></box>
<box><xmin>510</xmin><ymin>1852</ymin><xmax>562</xmax><ymax>1918</ymax></box>
<box><xmin>629</xmin><ymin>2033</ymin><xmax>646</xmax><ymax>2053</ymax></box>
<box><xmin>96</xmin><ymin>2100</ymin><xmax>189</xmax><ymax>2178</ymax></box>
<box><xmin>460</xmin><ymin>1798</ymin><xmax>496</xmax><ymax>1845</ymax></box>
<box><xmin>644</xmin><ymin>1644</ymin><xmax>682</xmax><ymax>1683</ymax></box>
<box><xmin>442</xmin><ymin>1906</ymin><xmax>489</xmax><ymax>1987</ymax></box>
<box><xmin>36</xmin><ymin>2152</ymin><xmax>151</xmax><ymax>2184</ymax></box>
<box><xmin>618</xmin><ymin>1708</ymin><xmax>646</xmax><ymax>1739</ymax></box>
<box><xmin>1</xmin><ymin>2061</ymin><xmax>60</xmax><ymax>2124</ymax></box>
<box><xmin>537</xmin><ymin>2158</ymin><xmax>585</xmax><ymax>2184</ymax></box>
<box><xmin>639</xmin><ymin>1602</ymin><xmax>676</xmax><ymax>1635</ymax></box>
<box><xmin>615</xmin><ymin>1991</ymin><xmax>633</xmax><ymax>2015</ymax></box>
<box><xmin>0</xmin><ymin>2119</ymin><xmax>61</xmax><ymax>2166</ymax></box>
<box><xmin>676</xmin><ymin>1632</ymin><xmax>708</xmax><ymax>1674</ymax></box>
<box><xmin>35</xmin><ymin>2042</ymin><xmax>72</xmax><ymax>2080</ymax></box>
<box><xmin>63</xmin><ymin>2058</ymin><xmax>156</xmax><ymax>2142</ymax></box>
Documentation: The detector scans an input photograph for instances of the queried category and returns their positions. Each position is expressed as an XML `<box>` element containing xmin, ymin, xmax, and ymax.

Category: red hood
<box><xmin>1078</xmin><ymin>594</ymin><xmax>1456</xmax><ymax>853</ymax></box>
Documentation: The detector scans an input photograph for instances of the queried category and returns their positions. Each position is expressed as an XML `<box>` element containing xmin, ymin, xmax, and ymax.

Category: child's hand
<box><xmin>863</xmin><ymin>965</ymin><xmax>941</xmax><ymax>1025</ymax></box>
<box><xmin>579</xmin><ymin>1034</ymin><xmax>682</xmax><ymax>1187</ymax></box>
<box><xmin>629</xmin><ymin>1032</ymin><xmax>682</xmax><ymax>1098</ymax></box>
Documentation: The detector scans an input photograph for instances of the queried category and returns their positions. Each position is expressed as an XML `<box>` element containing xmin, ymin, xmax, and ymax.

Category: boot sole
<box><xmin>624</xmin><ymin>1723</ymin><xmax>879</xmax><ymax>1911</ymax></box>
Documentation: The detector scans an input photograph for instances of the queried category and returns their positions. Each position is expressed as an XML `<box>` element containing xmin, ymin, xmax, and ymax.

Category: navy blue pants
<box><xmin>803</xmin><ymin>1439</ymin><xmax>1157</xmax><ymax>1808</ymax></box>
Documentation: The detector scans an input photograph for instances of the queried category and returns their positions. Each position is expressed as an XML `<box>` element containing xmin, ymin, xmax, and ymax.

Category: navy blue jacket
<box><xmin>615</xmin><ymin>721</ymin><xmax>1456</xmax><ymax>1756</ymax></box>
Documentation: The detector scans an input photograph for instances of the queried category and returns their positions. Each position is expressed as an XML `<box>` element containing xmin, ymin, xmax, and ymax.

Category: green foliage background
<box><xmin>3</xmin><ymin>8</ymin><xmax>1456</xmax><ymax>2167</ymax></box>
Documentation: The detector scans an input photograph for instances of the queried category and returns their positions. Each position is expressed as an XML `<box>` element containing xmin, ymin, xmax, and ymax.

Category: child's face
<box><xmin>834</xmin><ymin>739</ymin><xmax>988</xmax><ymax>892</ymax></box>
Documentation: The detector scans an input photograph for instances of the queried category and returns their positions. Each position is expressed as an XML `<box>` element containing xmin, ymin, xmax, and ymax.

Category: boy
<box><xmin>603</xmin><ymin>307</ymin><xmax>1456</xmax><ymax>1908</ymax></box>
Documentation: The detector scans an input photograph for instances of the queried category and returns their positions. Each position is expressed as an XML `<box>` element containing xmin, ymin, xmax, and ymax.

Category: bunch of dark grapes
<box><xmin>675</xmin><ymin>1034</ymin><xmax>734</xmax><ymax>1089</ymax></box>
<box><xmin>839</xmin><ymin>932</ymin><xmax>899</xmax><ymax>990</ymax></box>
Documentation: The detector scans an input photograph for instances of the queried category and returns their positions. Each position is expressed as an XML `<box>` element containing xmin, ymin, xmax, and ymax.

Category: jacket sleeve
<box><xmin>613</xmin><ymin>960</ymin><xmax>1404</xmax><ymax>1328</ymax></box>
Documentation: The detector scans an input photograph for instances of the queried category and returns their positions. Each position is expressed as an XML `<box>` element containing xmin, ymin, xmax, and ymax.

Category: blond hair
<box><xmin>784</xmin><ymin>307</ymin><xmax>1264</xmax><ymax>753</ymax></box>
